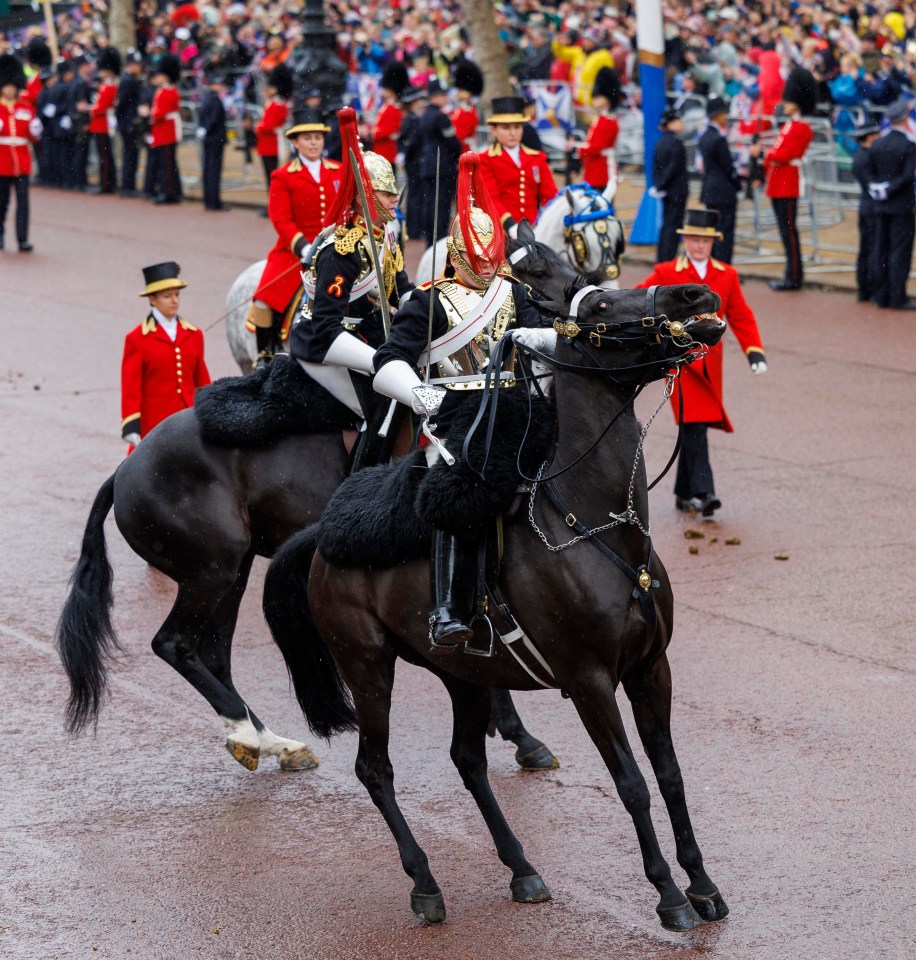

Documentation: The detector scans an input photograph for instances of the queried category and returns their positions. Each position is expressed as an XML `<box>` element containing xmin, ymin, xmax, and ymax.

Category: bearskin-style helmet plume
<box><xmin>26</xmin><ymin>38</ymin><xmax>53</xmax><ymax>69</ymax></box>
<box><xmin>0</xmin><ymin>54</ymin><xmax>25</xmax><ymax>90</ymax></box>
<box><xmin>268</xmin><ymin>63</ymin><xmax>293</xmax><ymax>100</ymax></box>
<box><xmin>380</xmin><ymin>60</ymin><xmax>410</xmax><ymax>96</ymax></box>
<box><xmin>592</xmin><ymin>66</ymin><xmax>621</xmax><ymax>106</ymax></box>
<box><xmin>155</xmin><ymin>53</ymin><xmax>181</xmax><ymax>84</ymax></box>
<box><xmin>453</xmin><ymin>58</ymin><xmax>484</xmax><ymax>97</ymax></box>
<box><xmin>323</xmin><ymin>106</ymin><xmax>382</xmax><ymax>228</ymax></box>
<box><xmin>97</xmin><ymin>47</ymin><xmax>122</xmax><ymax>76</ymax></box>
<box><xmin>447</xmin><ymin>153</ymin><xmax>505</xmax><ymax>280</ymax></box>
<box><xmin>782</xmin><ymin>66</ymin><xmax>817</xmax><ymax>116</ymax></box>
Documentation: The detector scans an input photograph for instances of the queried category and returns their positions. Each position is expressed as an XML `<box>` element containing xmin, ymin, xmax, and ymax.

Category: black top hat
<box><xmin>676</xmin><ymin>207</ymin><xmax>723</xmax><ymax>239</ymax></box>
<box><xmin>154</xmin><ymin>53</ymin><xmax>181</xmax><ymax>84</ymax></box>
<box><xmin>380</xmin><ymin>60</ymin><xmax>410</xmax><ymax>96</ymax></box>
<box><xmin>487</xmin><ymin>95</ymin><xmax>527</xmax><ymax>123</ymax></box>
<box><xmin>591</xmin><ymin>66</ymin><xmax>621</xmax><ymax>106</ymax></box>
<box><xmin>285</xmin><ymin>107</ymin><xmax>331</xmax><ymax>138</ymax></box>
<box><xmin>453</xmin><ymin>59</ymin><xmax>484</xmax><ymax>96</ymax></box>
<box><xmin>426</xmin><ymin>77</ymin><xmax>449</xmax><ymax>97</ymax></box>
<box><xmin>659</xmin><ymin>106</ymin><xmax>682</xmax><ymax>127</ymax></box>
<box><xmin>97</xmin><ymin>48</ymin><xmax>121</xmax><ymax>76</ymax></box>
<box><xmin>706</xmin><ymin>96</ymin><xmax>729</xmax><ymax>118</ymax></box>
<box><xmin>139</xmin><ymin>262</ymin><xmax>187</xmax><ymax>297</ymax></box>
<box><xmin>0</xmin><ymin>54</ymin><xmax>25</xmax><ymax>90</ymax></box>
<box><xmin>268</xmin><ymin>63</ymin><xmax>293</xmax><ymax>99</ymax></box>
<box><xmin>400</xmin><ymin>86</ymin><xmax>427</xmax><ymax>105</ymax></box>
<box><xmin>782</xmin><ymin>66</ymin><xmax>817</xmax><ymax>116</ymax></box>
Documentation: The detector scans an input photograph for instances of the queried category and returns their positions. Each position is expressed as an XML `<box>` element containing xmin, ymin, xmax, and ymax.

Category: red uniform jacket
<box><xmin>579</xmin><ymin>113</ymin><xmax>619</xmax><ymax>188</ymax></box>
<box><xmin>0</xmin><ymin>96</ymin><xmax>36</xmax><ymax>178</ymax></box>
<box><xmin>450</xmin><ymin>104</ymin><xmax>479</xmax><ymax>153</ymax></box>
<box><xmin>89</xmin><ymin>82</ymin><xmax>118</xmax><ymax>135</ymax></box>
<box><xmin>121</xmin><ymin>315</ymin><xmax>210</xmax><ymax>440</ymax></box>
<box><xmin>636</xmin><ymin>257</ymin><xmax>764</xmax><ymax>431</ymax></box>
<box><xmin>255</xmin><ymin>98</ymin><xmax>288</xmax><ymax>158</ymax></box>
<box><xmin>372</xmin><ymin>102</ymin><xmax>403</xmax><ymax>164</ymax></box>
<box><xmin>24</xmin><ymin>74</ymin><xmax>42</xmax><ymax>109</ymax></box>
<box><xmin>478</xmin><ymin>143</ymin><xmax>558</xmax><ymax>226</ymax></box>
<box><xmin>764</xmin><ymin>119</ymin><xmax>813</xmax><ymax>199</ymax></box>
<box><xmin>150</xmin><ymin>85</ymin><xmax>181</xmax><ymax>148</ymax></box>
<box><xmin>253</xmin><ymin>156</ymin><xmax>342</xmax><ymax>314</ymax></box>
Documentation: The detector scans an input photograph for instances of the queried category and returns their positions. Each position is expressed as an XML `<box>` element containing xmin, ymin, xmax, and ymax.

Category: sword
<box><xmin>425</xmin><ymin>147</ymin><xmax>441</xmax><ymax>384</ymax></box>
<box><xmin>348</xmin><ymin>147</ymin><xmax>392</xmax><ymax>340</ymax></box>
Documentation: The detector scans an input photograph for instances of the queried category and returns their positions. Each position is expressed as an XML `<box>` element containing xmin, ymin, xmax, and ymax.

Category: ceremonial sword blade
<box><xmin>348</xmin><ymin>147</ymin><xmax>392</xmax><ymax>340</ymax></box>
<box><xmin>424</xmin><ymin>147</ymin><xmax>441</xmax><ymax>383</ymax></box>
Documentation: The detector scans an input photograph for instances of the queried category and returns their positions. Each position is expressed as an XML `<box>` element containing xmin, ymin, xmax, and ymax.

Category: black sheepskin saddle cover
<box><xmin>194</xmin><ymin>357</ymin><xmax>358</xmax><ymax>447</ymax></box>
<box><xmin>317</xmin><ymin>389</ymin><xmax>556</xmax><ymax>568</ymax></box>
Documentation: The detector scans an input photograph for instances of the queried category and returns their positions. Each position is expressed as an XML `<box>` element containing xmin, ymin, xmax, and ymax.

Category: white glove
<box><xmin>59</xmin><ymin>115</ymin><xmax>73</xmax><ymax>131</ymax></box>
<box><xmin>372</xmin><ymin>359</ymin><xmax>428</xmax><ymax>415</ymax></box>
<box><xmin>506</xmin><ymin>222</ymin><xmax>519</xmax><ymax>240</ymax></box>
<box><xmin>42</xmin><ymin>104</ymin><xmax>56</xmax><ymax>118</ymax></box>
<box><xmin>196</xmin><ymin>126</ymin><xmax>206</xmax><ymax>140</ymax></box>
<box><xmin>124</xmin><ymin>433</ymin><xmax>141</xmax><ymax>446</ymax></box>
<box><xmin>868</xmin><ymin>181</ymin><xmax>890</xmax><ymax>201</ymax></box>
<box><xmin>511</xmin><ymin>327</ymin><xmax>558</xmax><ymax>356</ymax></box>
<box><xmin>648</xmin><ymin>186</ymin><xmax>667</xmax><ymax>199</ymax></box>
<box><xmin>750</xmin><ymin>360</ymin><xmax>768</xmax><ymax>375</ymax></box>
<box><xmin>29</xmin><ymin>117</ymin><xmax>43</xmax><ymax>139</ymax></box>
<box><xmin>395</xmin><ymin>151</ymin><xmax>405</xmax><ymax>166</ymax></box>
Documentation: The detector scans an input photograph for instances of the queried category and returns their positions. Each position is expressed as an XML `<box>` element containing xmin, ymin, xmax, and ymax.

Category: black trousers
<box><xmin>419</xmin><ymin>176</ymin><xmax>455</xmax><ymax>247</ymax></box>
<box><xmin>0</xmin><ymin>176</ymin><xmax>29</xmax><ymax>245</ymax></box>
<box><xmin>871</xmin><ymin>211</ymin><xmax>915</xmax><ymax>308</ymax></box>
<box><xmin>73</xmin><ymin>134</ymin><xmax>89</xmax><ymax>190</ymax></box>
<box><xmin>709</xmin><ymin>201</ymin><xmax>736</xmax><ymax>264</ymax></box>
<box><xmin>856</xmin><ymin>211</ymin><xmax>877</xmax><ymax>300</ymax></box>
<box><xmin>260</xmin><ymin>154</ymin><xmax>278</xmax><ymax>192</ymax></box>
<box><xmin>201</xmin><ymin>139</ymin><xmax>224</xmax><ymax>209</ymax></box>
<box><xmin>674</xmin><ymin>423</ymin><xmax>715</xmax><ymax>500</ymax></box>
<box><xmin>151</xmin><ymin>143</ymin><xmax>181</xmax><ymax>201</ymax></box>
<box><xmin>120</xmin><ymin>129</ymin><xmax>139</xmax><ymax>193</ymax></box>
<box><xmin>771</xmin><ymin>197</ymin><xmax>803</xmax><ymax>287</ymax></box>
<box><xmin>94</xmin><ymin>133</ymin><xmax>117</xmax><ymax>192</ymax></box>
<box><xmin>657</xmin><ymin>193</ymin><xmax>687</xmax><ymax>262</ymax></box>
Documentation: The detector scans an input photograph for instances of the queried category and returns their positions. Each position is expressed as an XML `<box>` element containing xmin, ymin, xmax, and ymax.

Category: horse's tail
<box><xmin>56</xmin><ymin>474</ymin><xmax>122</xmax><ymax>735</ymax></box>
<box><xmin>263</xmin><ymin>525</ymin><xmax>357</xmax><ymax>739</ymax></box>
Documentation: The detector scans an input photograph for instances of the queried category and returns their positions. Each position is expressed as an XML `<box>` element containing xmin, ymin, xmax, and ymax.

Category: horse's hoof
<box><xmin>226</xmin><ymin>739</ymin><xmax>260</xmax><ymax>771</ymax></box>
<box><xmin>656</xmin><ymin>898</ymin><xmax>705</xmax><ymax>931</ymax></box>
<box><xmin>686</xmin><ymin>887</ymin><xmax>729</xmax><ymax>922</ymax></box>
<box><xmin>515</xmin><ymin>745</ymin><xmax>560</xmax><ymax>771</ymax></box>
<box><xmin>410</xmin><ymin>891</ymin><xmax>446</xmax><ymax>924</ymax></box>
<box><xmin>510</xmin><ymin>873</ymin><xmax>552</xmax><ymax>903</ymax></box>
<box><xmin>278</xmin><ymin>745</ymin><xmax>320</xmax><ymax>771</ymax></box>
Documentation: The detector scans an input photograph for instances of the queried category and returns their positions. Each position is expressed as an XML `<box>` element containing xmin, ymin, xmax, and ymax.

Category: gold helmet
<box><xmin>363</xmin><ymin>151</ymin><xmax>398</xmax><ymax>195</ymax></box>
<box><xmin>447</xmin><ymin>206</ymin><xmax>496</xmax><ymax>259</ymax></box>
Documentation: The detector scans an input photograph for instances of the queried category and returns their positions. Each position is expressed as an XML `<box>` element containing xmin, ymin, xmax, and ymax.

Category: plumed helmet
<box><xmin>453</xmin><ymin>59</ymin><xmax>484</xmax><ymax>97</ymax></box>
<box><xmin>591</xmin><ymin>66</ymin><xmax>621</xmax><ymax>105</ymax></box>
<box><xmin>447</xmin><ymin>153</ymin><xmax>505</xmax><ymax>278</ymax></box>
<box><xmin>379</xmin><ymin>60</ymin><xmax>410</xmax><ymax>96</ymax></box>
<box><xmin>0</xmin><ymin>54</ymin><xmax>25</xmax><ymax>90</ymax></box>
<box><xmin>268</xmin><ymin>63</ymin><xmax>293</xmax><ymax>100</ymax></box>
<box><xmin>97</xmin><ymin>47</ymin><xmax>122</xmax><ymax>76</ymax></box>
<box><xmin>782</xmin><ymin>67</ymin><xmax>817</xmax><ymax>116</ymax></box>
<box><xmin>26</xmin><ymin>38</ymin><xmax>53</xmax><ymax>69</ymax></box>
<box><xmin>363</xmin><ymin>151</ymin><xmax>398</xmax><ymax>194</ymax></box>
<box><xmin>154</xmin><ymin>53</ymin><xmax>182</xmax><ymax>84</ymax></box>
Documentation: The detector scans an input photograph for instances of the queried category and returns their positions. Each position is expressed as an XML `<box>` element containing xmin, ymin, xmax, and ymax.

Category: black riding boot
<box><xmin>255</xmin><ymin>325</ymin><xmax>277</xmax><ymax>370</ymax></box>
<box><xmin>430</xmin><ymin>529</ymin><xmax>478</xmax><ymax>648</ymax></box>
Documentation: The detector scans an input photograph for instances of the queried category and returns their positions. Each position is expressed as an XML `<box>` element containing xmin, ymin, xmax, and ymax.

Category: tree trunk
<box><xmin>108</xmin><ymin>0</ymin><xmax>137</xmax><ymax>53</ymax></box>
<box><xmin>460</xmin><ymin>0</ymin><xmax>512</xmax><ymax>99</ymax></box>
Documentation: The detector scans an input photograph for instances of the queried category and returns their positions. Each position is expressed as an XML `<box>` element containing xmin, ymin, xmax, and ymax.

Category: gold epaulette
<box><xmin>287</xmin><ymin>157</ymin><xmax>302</xmax><ymax>173</ymax></box>
<box><xmin>334</xmin><ymin>224</ymin><xmax>365</xmax><ymax>255</ymax></box>
<box><xmin>179</xmin><ymin>318</ymin><xmax>197</xmax><ymax>331</ymax></box>
<box><xmin>521</xmin><ymin>145</ymin><xmax>540</xmax><ymax>155</ymax></box>
<box><xmin>711</xmin><ymin>258</ymin><xmax>726</xmax><ymax>271</ymax></box>
<box><xmin>674</xmin><ymin>255</ymin><xmax>689</xmax><ymax>272</ymax></box>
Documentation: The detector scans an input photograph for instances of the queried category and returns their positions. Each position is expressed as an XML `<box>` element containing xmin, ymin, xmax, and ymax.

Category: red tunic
<box><xmin>636</xmin><ymin>257</ymin><xmax>764</xmax><ymax>431</ymax></box>
<box><xmin>372</xmin><ymin>102</ymin><xmax>403</xmax><ymax>164</ymax></box>
<box><xmin>253</xmin><ymin>157</ymin><xmax>342</xmax><ymax>314</ymax></box>
<box><xmin>0</xmin><ymin>96</ymin><xmax>36</xmax><ymax>178</ymax></box>
<box><xmin>477</xmin><ymin>143</ymin><xmax>558</xmax><ymax>226</ymax></box>
<box><xmin>24</xmin><ymin>74</ymin><xmax>42</xmax><ymax>109</ymax></box>
<box><xmin>121</xmin><ymin>315</ymin><xmax>211</xmax><ymax>440</ymax></box>
<box><xmin>150</xmin><ymin>85</ymin><xmax>181</xmax><ymax>148</ymax></box>
<box><xmin>763</xmin><ymin>119</ymin><xmax>813</xmax><ymax>199</ymax></box>
<box><xmin>88</xmin><ymin>82</ymin><xmax>118</xmax><ymax>135</ymax></box>
<box><xmin>450</xmin><ymin>104</ymin><xmax>479</xmax><ymax>153</ymax></box>
<box><xmin>255</xmin><ymin>98</ymin><xmax>288</xmax><ymax>158</ymax></box>
<box><xmin>579</xmin><ymin>114</ymin><xmax>619</xmax><ymax>188</ymax></box>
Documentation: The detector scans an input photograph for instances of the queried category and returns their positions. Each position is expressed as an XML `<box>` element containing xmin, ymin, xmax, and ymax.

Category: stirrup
<box><xmin>255</xmin><ymin>350</ymin><xmax>274</xmax><ymax>371</ymax></box>
<box><xmin>463</xmin><ymin>614</ymin><xmax>496</xmax><ymax>657</ymax></box>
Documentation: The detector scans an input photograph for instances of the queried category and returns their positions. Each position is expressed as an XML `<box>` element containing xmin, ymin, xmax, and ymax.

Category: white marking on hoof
<box><xmin>256</xmin><ymin>727</ymin><xmax>319</xmax><ymax>770</ymax></box>
<box><xmin>222</xmin><ymin>715</ymin><xmax>261</xmax><ymax>771</ymax></box>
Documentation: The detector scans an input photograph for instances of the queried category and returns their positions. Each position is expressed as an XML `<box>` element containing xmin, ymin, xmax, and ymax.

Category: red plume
<box><xmin>455</xmin><ymin>153</ymin><xmax>505</xmax><ymax>276</ymax></box>
<box><xmin>323</xmin><ymin>107</ymin><xmax>376</xmax><ymax>229</ymax></box>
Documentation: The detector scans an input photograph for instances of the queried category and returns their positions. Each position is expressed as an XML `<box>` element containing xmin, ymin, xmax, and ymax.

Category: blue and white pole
<box><xmin>630</xmin><ymin>0</ymin><xmax>666</xmax><ymax>244</ymax></box>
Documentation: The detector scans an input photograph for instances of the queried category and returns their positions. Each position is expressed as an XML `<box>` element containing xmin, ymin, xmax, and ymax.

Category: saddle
<box><xmin>194</xmin><ymin>355</ymin><xmax>359</xmax><ymax>447</ymax></box>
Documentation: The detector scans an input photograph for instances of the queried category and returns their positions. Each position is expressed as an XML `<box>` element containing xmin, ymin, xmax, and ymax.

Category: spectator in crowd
<box><xmin>512</xmin><ymin>26</ymin><xmax>554</xmax><ymax>82</ymax></box>
<box><xmin>553</xmin><ymin>27</ymin><xmax>615</xmax><ymax>106</ymax></box>
<box><xmin>698</xmin><ymin>96</ymin><xmax>741</xmax><ymax>264</ymax></box>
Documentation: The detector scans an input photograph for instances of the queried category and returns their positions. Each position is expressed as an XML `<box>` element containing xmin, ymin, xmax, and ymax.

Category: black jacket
<box><xmin>652</xmin><ymin>131</ymin><xmax>689</xmax><ymax>201</ymax></box>
<box><xmin>47</xmin><ymin>81</ymin><xmax>73</xmax><ymax>140</ymax></box>
<box><xmin>865</xmin><ymin>129</ymin><xmax>916</xmax><ymax>215</ymax></box>
<box><xmin>116</xmin><ymin>73</ymin><xmax>143</xmax><ymax>133</ymax></box>
<box><xmin>197</xmin><ymin>89</ymin><xmax>227</xmax><ymax>144</ymax></box>
<box><xmin>419</xmin><ymin>105</ymin><xmax>461</xmax><ymax>181</ymax></box>
<box><xmin>398</xmin><ymin>112</ymin><xmax>423</xmax><ymax>177</ymax></box>
<box><xmin>698</xmin><ymin>124</ymin><xmax>741</xmax><ymax>207</ymax></box>
<box><xmin>851</xmin><ymin>144</ymin><xmax>876</xmax><ymax>217</ymax></box>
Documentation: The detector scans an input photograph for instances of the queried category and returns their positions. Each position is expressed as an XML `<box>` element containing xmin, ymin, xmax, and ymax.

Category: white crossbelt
<box><xmin>419</xmin><ymin>276</ymin><xmax>510</xmax><ymax>366</ymax></box>
<box><xmin>0</xmin><ymin>136</ymin><xmax>29</xmax><ymax>146</ymax></box>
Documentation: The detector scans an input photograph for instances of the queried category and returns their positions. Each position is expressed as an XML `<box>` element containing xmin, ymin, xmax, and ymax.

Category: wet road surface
<box><xmin>1</xmin><ymin>191</ymin><xmax>913</xmax><ymax>959</ymax></box>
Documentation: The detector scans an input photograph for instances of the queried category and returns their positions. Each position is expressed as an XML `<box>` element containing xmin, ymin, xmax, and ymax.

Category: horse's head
<box><xmin>505</xmin><ymin>220</ymin><xmax>582</xmax><ymax>304</ymax></box>
<box><xmin>551</xmin><ymin>185</ymin><xmax>626</xmax><ymax>282</ymax></box>
<box><xmin>539</xmin><ymin>283</ymin><xmax>725</xmax><ymax>385</ymax></box>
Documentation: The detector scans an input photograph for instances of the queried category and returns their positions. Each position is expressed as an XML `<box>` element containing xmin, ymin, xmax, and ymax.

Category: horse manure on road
<box><xmin>688</xmin><ymin>545</ymin><xmax>700</xmax><ymax>555</ymax></box>
<box><xmin>684</xmin><ymin>528</ymin><xmax>705</xmax><ymax>539</ymax></box>
<box><xmin>725</xmin><ymin>536</ymin><xmax>742</xmax><ymax>545</ymax></box>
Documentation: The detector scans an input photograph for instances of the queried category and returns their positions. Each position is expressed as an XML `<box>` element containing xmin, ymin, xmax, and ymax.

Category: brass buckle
<box><xmin>589</xmin><ymin>331</ymin><xmax>602</xmax><ymax>347</ymax></box>
<box><xmin>641</xmin><ymin>315</ymin><xmax>655</xmax><ymax>328</ymax></box>
<box><xmin>553</xmin><ymin>319</ymin><xmax>581</xmax><ymax>338</ymax></box>
<box><xmin>565</xmin><ymin>512</ymin><xmax>577</xmax><ymax>528</ymax></box>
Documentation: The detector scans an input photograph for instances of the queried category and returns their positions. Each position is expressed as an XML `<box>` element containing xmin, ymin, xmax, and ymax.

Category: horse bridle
<box><xmin>561</xmin><ymin>184</ymin><xmax>620</xmax><ymax>280</ymax></box>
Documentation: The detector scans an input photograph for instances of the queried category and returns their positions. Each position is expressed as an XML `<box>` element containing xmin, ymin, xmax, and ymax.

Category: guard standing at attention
<box><xmin>372</xmin><ymin>61</ymin><xmax>409</xmax><ymax>164</ymax></box>
<box><xmin>117</xmin><ymin>50</ymin><xmax>145</xmax><ymax>197</ymax></box>
<box><xmin>0</xmin><ymin>53</ymin><xmax>40</xmax><ymax>252</ymax></box>
<box><xmin>196</xmin><ymin>68</ymin><xmax>229</xmax><ymax>211</ymax></box>
<box><xmin>419</xmin><ymin>78</ymin><xmax>462</xmax><ymax>246</ymax></box>
<box><xmin>697</xmin><ymin>96</ymin><xmax>741</xmax><ymax>263</ymax></box>
<box><xmin>864</xmin><ymin>99</ymin><xmax>916</xmax><ymax>310</ymax></box>
<box><xmin>255</xmin><ymin>64</ymin><xmax>292</xmax><ymax>215</ymax></box>
<box><xmin>577</xmin><ymin>67</ymin><xmax>620</xmax><ymax>199</ymax></box>
<box><xmin>249</xmin><ymin>108</ymin><xmax>341</xmax><ymax>367</ymax></box>
<box><xmin>636</xmin><ymin>208</ymin><xmax>767</xmax><ymax>517</ymax></box>
<box><xmin>47</xmin><ymin>59</ymin><xmax>75</xmax><ymax>189</ymax></box>
<box><xmin>89</xmin><ymin>48</ymin><xmax>120</xmax><ymax>194</ymax></box>
<box><xmin>850</xmin><ymin>115</ymin><xmax>881</xmax><ymax>303</ymax></box>
<box><xmin>478</xmin><ymin>96</ymin><xmax>558</xmax><ymax>234</ymax></box>
<box><xmin>450</xmin><ymin>59</ymin><xmax>484</xmax><ymax>153</ymax></box>
<box><xmin>147</xmin><ymin>53</ymin><xmax>183</xmax><ymax>204</ymax></box>
<box><xmin>68</xmin><ymin>55</ymin><xmax>94</xmax><ymax>191</ymax></box>
<box><xmin>121</xmin><ymin>262</ymin><xmax>211</xmax><ymax>452</ymax></box>
<box><xmin>651</xmin><ymin>107</ymin><xmax>689</xmax><ymax>262</ymax></box>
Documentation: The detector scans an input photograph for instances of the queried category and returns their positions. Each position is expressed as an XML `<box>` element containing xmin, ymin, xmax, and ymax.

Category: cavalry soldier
<box><xmin>121</xmin><ymin>262</ymin><xmax>211</xmax><ymax>452</ymax></box>
<box><xmin>450</xmin><ymin>59</ymin><xmax>484</xmax><ymax>153</ymax></box>
<box><xmin>372</xmin><ymin>153</ymin><xmax>544</xmax><ymax>647</ymax></box>
<box><xmin>147</xmin><ymin>53</ymin><xmax>183</xmax><ymax>204</ymax></box>
<box><xmin>372</xmin><ymin>61</ymin><xmax>409</xmax><ymax>165</ymax></box>
<box><xmin>254</xmin><ymin>63</ymin><xmax>292</xmax><ymax>215</ymax></box>
<box><xmin>478</xmin><ymin>95</ymin><xmax>558</xmax><ymax>235</ymax></box>
<box><xmin>635</xmin><ymin>208</ymin><xmax>767</xmax><ymax>517</ymax></box>
<box><xmin>652</xmin><ymin>106</ymin><xmax>689</xmax><ymax>262</ymax></box>
<box><xmin>249</xmin><ymin>107</ymin><xmax>341</xmax><ymax>367</ymax></box>
<box><xmin>0</xmin><ymin>53</ymin><xmax>40</xmax><ymax>252</ymax></box>
<box><xmin>289</xmin><ymin>107</ymin><xmax>410</xmax><ymax>418</ymax></box>
<box><xmin>697</xmin><ymin>96</ymin><xmax>741</xmax><ymax>264</ymax></box>
<box><xmin>419</xmin><ymin>78</ymin><xmax>462</xmax><ymax>246</ymax></box>
<box><xmin>89</xmin><ymin>48</ymin><xmax>120</xmax><ymax>195</ymax></box>
<box><xmin>577</xmin><ymin>66</ymin><xmax>620</xmax><ymax>199</ymax></box>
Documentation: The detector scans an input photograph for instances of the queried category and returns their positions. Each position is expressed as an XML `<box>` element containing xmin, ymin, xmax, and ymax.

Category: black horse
<box><xmin>262</xmin><ymin>283</ymin><xmax>730</xmax><ymax>929</ymax></box>
<box><xmin>56</xmin><ymin>224</ymin><xmax>588</xmax><ymax>772</ymax></box>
